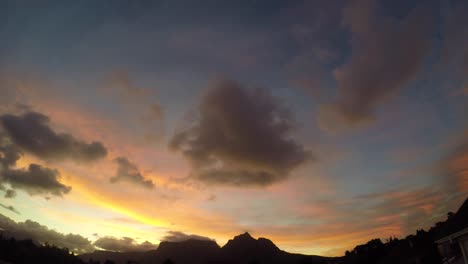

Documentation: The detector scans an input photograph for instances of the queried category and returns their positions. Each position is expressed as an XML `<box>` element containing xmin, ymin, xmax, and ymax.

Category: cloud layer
<box><xmin>94</xmin><ymin>236</ymin><xmax>157</xmax><ymax>252</ymax></box>
<box><xmin>0</xmin><ymin>140</ymin><xmax>71</xmax><ymax>197</ymax></box>
<box><xmin>0</xmin><ymin>111</ymin><xmax>107</xmax><ymax>163</ymax></box>
<box><xmin>110</xmin><ymin>157</ymin><xmax>154</xmax><ymax>189</ymax></box>
<box><xmin>170</xmin><ymin>79</ymin><xmax>309</xmax><ymax>186</ymax></box>
<box><xmin>161</xmin><ymin>231</ymin><xmax>213</xmax><ymax>242</ymax></box>
<box><xmin>2</xmin><ymin>163</ymin><xmax>71</xmax><ymax>196</ymax></box>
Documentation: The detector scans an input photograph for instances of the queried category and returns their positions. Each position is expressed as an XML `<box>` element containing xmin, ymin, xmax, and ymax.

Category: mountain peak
<box><xmin>237</xmin><ymin>232</ymin><xmax>254</xmax><ymax>239</ymax></box>
<box><xmin>228</xmin><ymin>232</ymin><xmax>256</xmax><ymax>244</ymax></box>
<box><xmin>222</xmin><ymin>232</ymin><xmax>281</xmax><ymax>257</ymax></box>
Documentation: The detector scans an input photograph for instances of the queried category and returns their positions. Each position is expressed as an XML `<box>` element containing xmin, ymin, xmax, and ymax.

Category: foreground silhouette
<box><xmin>0</xmin><ymin>237</ymin><xmax>82</xmax><ymax>264</ymax></box>
<box><xmin>1</xmin><ymin>197</ymin><xmax>467</xmax><ymax>264</ymax></box>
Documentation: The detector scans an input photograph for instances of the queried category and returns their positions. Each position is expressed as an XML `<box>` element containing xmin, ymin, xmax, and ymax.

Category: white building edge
<box><xmin>436</xmin><ymin>227</ymin><xmax>468</xmax><ymax>264</ymax></box>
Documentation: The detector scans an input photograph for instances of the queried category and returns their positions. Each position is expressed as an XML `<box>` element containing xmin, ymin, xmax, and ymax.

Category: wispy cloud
<box><xmin>318</xmin><ymin>0</ymin><xmax>433</xmax><ymax>132</ymax></box>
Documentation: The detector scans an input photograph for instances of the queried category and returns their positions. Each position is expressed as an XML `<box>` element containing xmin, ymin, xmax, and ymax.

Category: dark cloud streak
<box><xmin>0</xmin><ymin>111</ymin><xmax>107</xmax><ymax>163</ymax></box>
<box><xmin>0</xmin><ymin>202</ymin><xmax>19</xmax><ymax>214</ymax></box>
<box><xmin>94</xmin><ymin>236</ymin><xmax>157</xmax><ymax>252</ymax></box>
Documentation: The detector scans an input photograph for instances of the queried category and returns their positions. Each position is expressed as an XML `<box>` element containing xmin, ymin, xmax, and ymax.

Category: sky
<box><xmin>0</xmin><ymin>0</ymin><xmax>467</xmax><ymax>257</ymax></box>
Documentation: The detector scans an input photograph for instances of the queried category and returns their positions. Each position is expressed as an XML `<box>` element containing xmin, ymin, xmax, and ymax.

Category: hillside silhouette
<box><xmin>0</xmin><ymin>197</ymin><xmax>466</xmax><ymax>264</ymax></box>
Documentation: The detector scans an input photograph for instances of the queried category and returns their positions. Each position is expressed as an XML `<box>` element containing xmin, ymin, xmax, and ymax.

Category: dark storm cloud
<box><xmin>2</xmin><ymin>164</ymin><xmax>71</xmax><ymax>197</ymax></box>
<box><xmin>0</xmin><ymin>137</ymin><xmax>71</xmax><ymax>197</ymax></box>
<box><xmin>0</xmin><ymin>214</ymin><xmax>94</xmax><ymax>253</ymax></box>
<box><xmin>170</xmin><ymin>79</ymin><xmax>309</xmax><ymax>186</ymax></box>
<box><xmin>94</xmin><ymin>236</ymin><xmax>157</xmax><ymax>252</ymax></box>
<box><xmin>110</xmin><ymin>157</ymin><xmax>154</xmax><ymax>189</ymax></box>
<box><xmin>161</xmin><ymin>231</ymin><xmax>213</xmax><ymax>242</ymax></box>
<box><xmin>319</xmin><ymin>0</ymin><xmax>433</xmax><ymax>131</ymax></box>
<box><xmin>0</xmin><ymin>111</ymin><xmax>107</xmax><ymax>162</ymax></box>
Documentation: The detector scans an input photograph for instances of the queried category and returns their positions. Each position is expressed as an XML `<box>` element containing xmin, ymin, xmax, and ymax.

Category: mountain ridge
<box><xmin>80</xmin><ymin>232</ymin><xmax>331</xmax><ymax>264</ymax></box>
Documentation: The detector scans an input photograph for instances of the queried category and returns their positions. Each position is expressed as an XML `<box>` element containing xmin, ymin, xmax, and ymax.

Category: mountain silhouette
<box><xmin>145</xmin><ymin>239</ymin><xmax>221</xmax><ymax>264</ymax></box>
<box><xmin>220</xmin><ymin>232</ymin><xmax>292</xmax><ymax>264</ymax></box>
<box><xmin>222</xmin><ymin>232</ymin><xmax>279</xmax><ymax>255</ymax></box>
<box><xmin>80</xmin><ymin>233</ymin><xmax>332</xmax><ymax>264</ymax></box>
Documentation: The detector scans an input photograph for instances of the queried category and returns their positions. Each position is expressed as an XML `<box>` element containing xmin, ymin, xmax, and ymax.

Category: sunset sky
<box><xmin>0</xmin><ymin>0</ymin><xmax>467</xmax><ymax>256</ymax></box>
